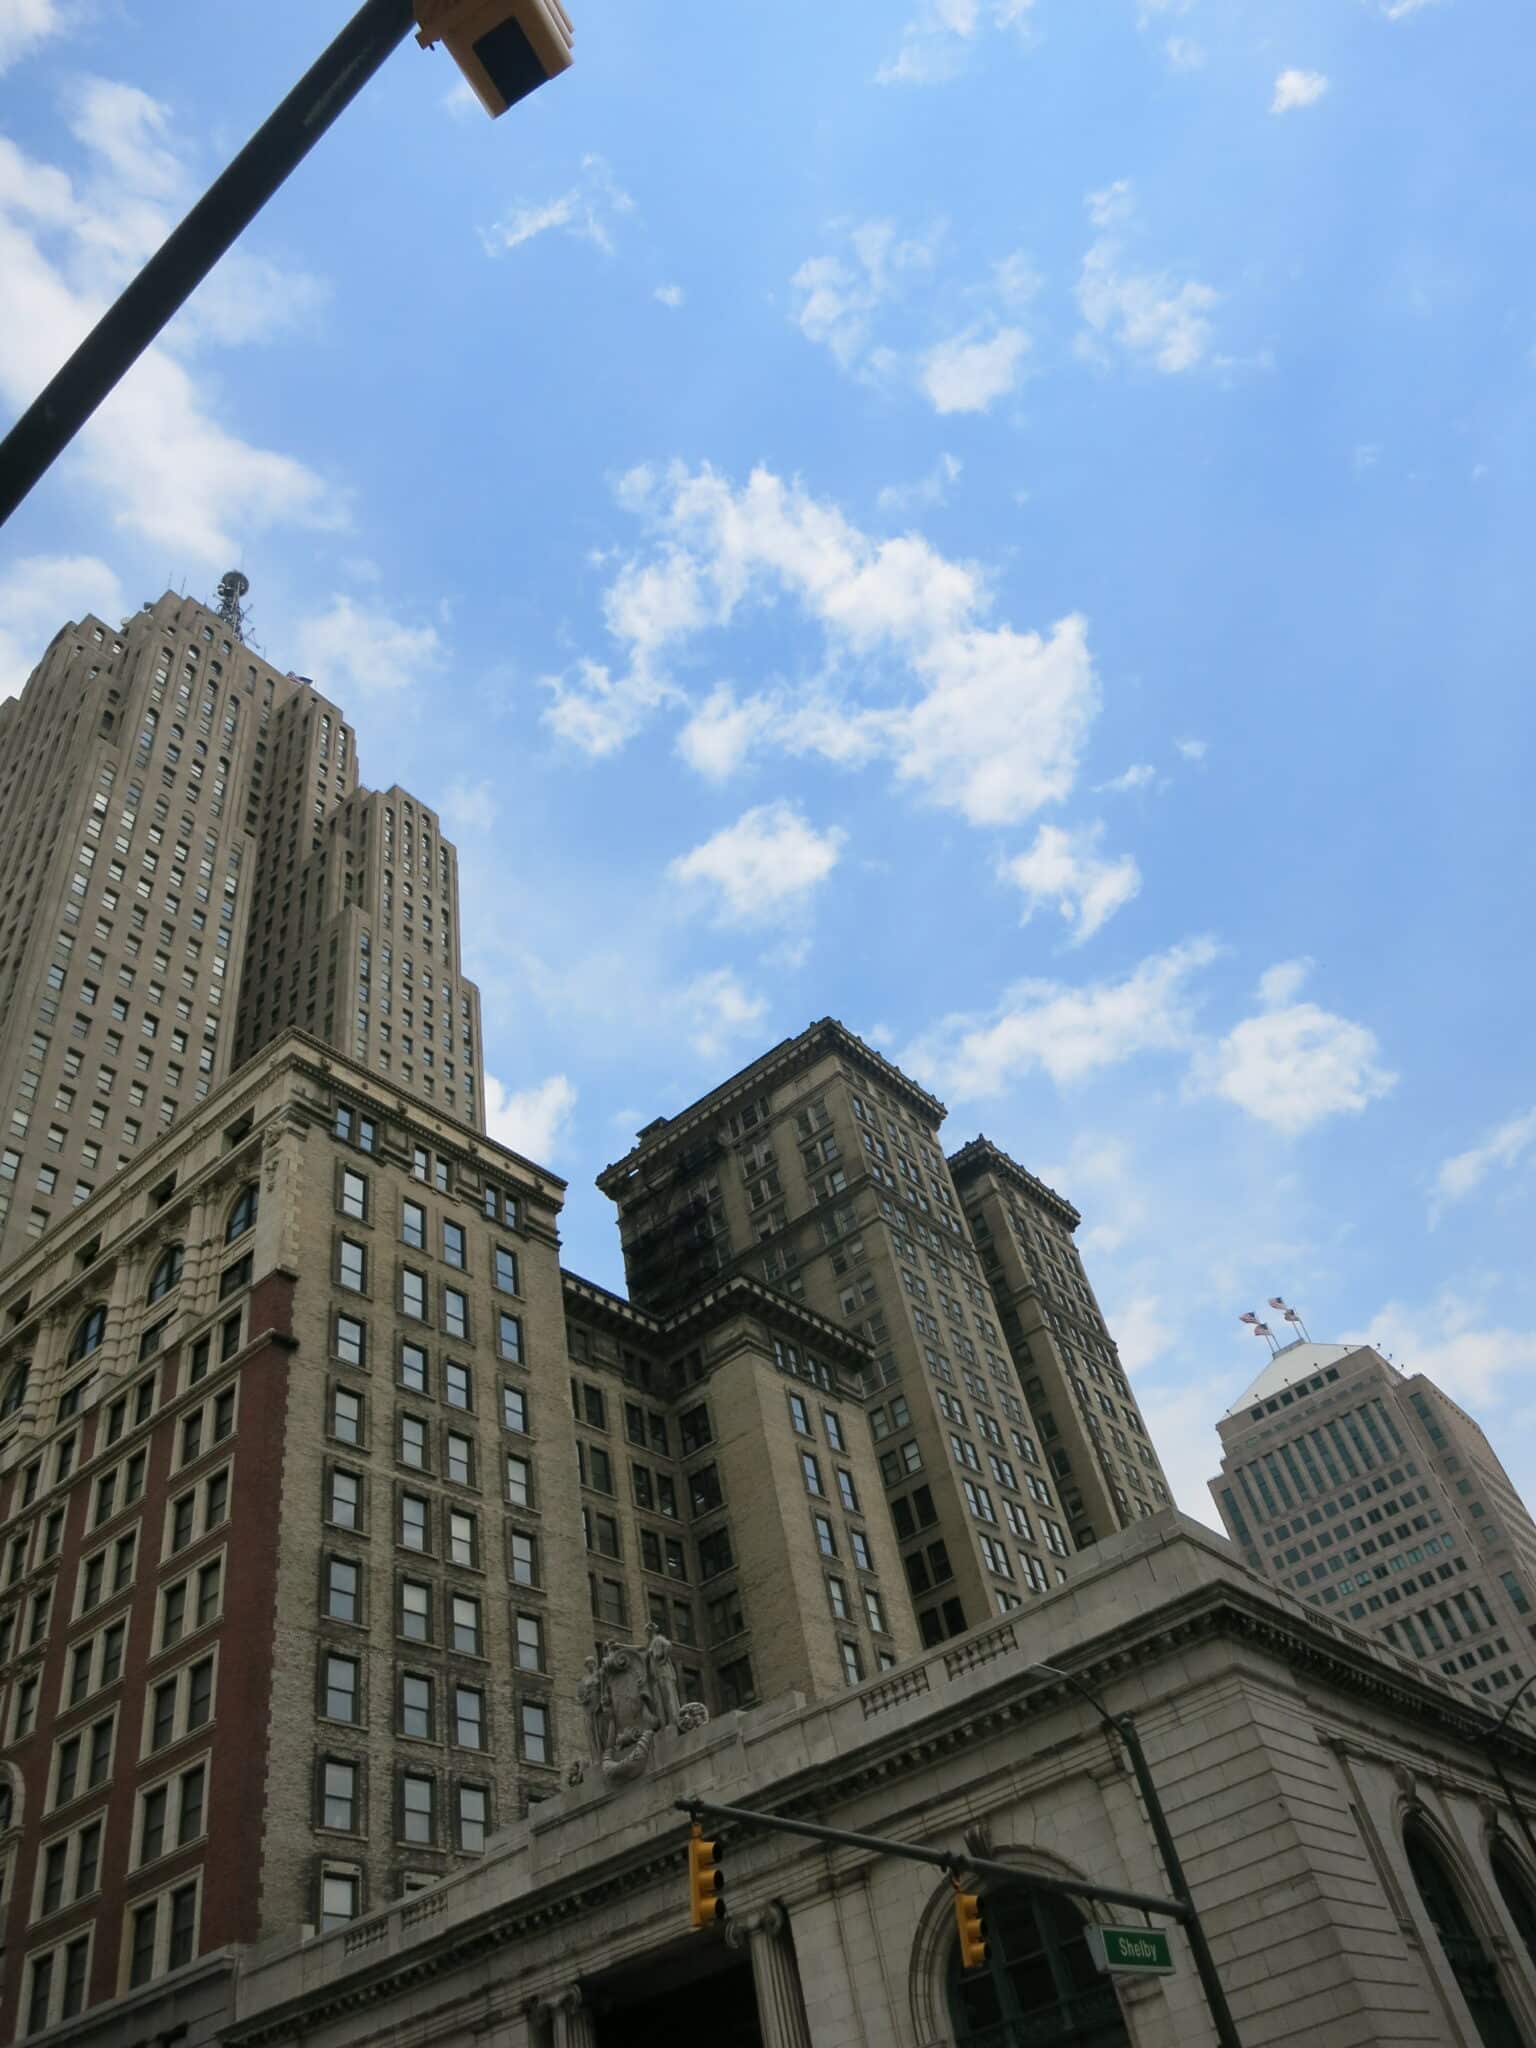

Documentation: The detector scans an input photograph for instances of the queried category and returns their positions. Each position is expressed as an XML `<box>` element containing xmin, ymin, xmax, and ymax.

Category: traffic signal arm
<box><xmin>414</xmin><ymin>0</ymin><xmax>573</xmax><ymax>115</ymax></box>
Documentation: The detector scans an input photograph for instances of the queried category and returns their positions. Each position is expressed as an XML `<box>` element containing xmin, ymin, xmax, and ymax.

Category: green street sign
<box><xmin>1087</xmin><ymin>1925</ymin><xmax>1175</xmax><ymax>1976</ymax></box>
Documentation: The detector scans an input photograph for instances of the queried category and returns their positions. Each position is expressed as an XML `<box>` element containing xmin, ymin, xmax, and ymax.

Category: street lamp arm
<box><xmin>1491</xmin><ymin>1671</ymin><xmax>1536</xmax><ymax>1742</ymax></box>
<box><xmin>1027</xmin><ymin>1661</ymin><xmax>1119</xmax><ymax>1734</ymax></box>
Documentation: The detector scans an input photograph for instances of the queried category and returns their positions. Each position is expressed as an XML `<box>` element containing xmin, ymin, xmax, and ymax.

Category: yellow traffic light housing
<box><xmin>954</xmin><ymin>1885</ymin><xmax>989</xmax><ymax>1971</ymax></box>
<box><xmin>688</xmin><ymin>1825</ymin><xmax>724</xmax><ymax>1929</ymax></box>
<box><xmin>415</xmin><ymin>1</ymin><xmax>573</xmax><ymax>117</ymax></box>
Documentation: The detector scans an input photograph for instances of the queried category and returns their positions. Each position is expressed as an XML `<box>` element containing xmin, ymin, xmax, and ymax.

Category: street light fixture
<box><xmin>0</xmin><ymin>0</ymin><xmax>574</xmax><ymax>533</ymax></box>
<box><xmin>1027</xmin><ymin>1662</ymin><xmax>1243</xmax><ymax>2048</ymax></box>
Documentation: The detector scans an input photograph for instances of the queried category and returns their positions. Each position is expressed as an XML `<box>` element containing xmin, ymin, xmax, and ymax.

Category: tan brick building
<box><xmin>1209</xmin><ymin>1337</ymin><xmax>1536</xmax><ymax>1724</ymax></box>
<box><xmin>0</xmin><ymin>587</ymin><xmax>483</xmax><ymax>1278</ymax></box>
<box><xmin>597</xmin><ymin>1023</ymin><xmax>1168</xmax><ymax>1655</ymax></box>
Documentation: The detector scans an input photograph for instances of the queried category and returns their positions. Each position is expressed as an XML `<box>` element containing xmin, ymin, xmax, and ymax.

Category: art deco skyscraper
<box><xmin>0</xmin><ymin>586</ymin><xmax>482</xmax><ymax>1278</ymax></box>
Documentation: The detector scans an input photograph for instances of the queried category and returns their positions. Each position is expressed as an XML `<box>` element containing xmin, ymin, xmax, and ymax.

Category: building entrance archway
<box><xmin>587</xmin><ymin>1935</ymin><xmax>761</xmax><ymax>2048</ymax></box>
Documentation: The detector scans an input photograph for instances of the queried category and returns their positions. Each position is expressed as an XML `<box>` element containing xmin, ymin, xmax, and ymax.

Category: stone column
<box><xmin>543</xmin><ymin>1987</ymin><xmax>596</xmax><ymax>2048</ymax></box>
<box><xmin>727</xmin><ymin>1904</ymin><xmax>813</xmax><ymax>2048</ymax></box>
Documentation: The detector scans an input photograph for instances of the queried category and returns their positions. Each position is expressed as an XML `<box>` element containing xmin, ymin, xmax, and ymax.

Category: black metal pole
<box><xmin>0</xmin><ymin>0</ymin><xmax>417</xmax><ymax>533</ymax></box>
<box><xmin>675</xmin><ymin>1796</ymin><xmax>1190</xmax><ymax>1923</ymax></box>
<box><xmin>1484</xmin><ymin>1675</ymin><xmax>1536</xmax><ymax>1873</ymax></box>
<box><xmin>1116</xmin><ymin>1715</ymin><xmax>1244</xmax><ymax>2048</ymax></box>
<box><xmin>1028</xmin><ymin>1665</ymin><xmax>1243</xmax><ymax>2047</ymax></box>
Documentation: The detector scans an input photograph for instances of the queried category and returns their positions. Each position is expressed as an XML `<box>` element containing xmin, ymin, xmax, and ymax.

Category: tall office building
<box><xmin>0</xmin><ymin>588</ymin><xmax>482</xmax><ymax>1278</ymax></box>
<box><xmin>598</xmin><ymin>1020</ymin><xmax>1170</xmax><ymax>1654</ymax></box>
<box><xmin>1209</xmin><ymin>1337</ymin><xmax>1536</xmax><ymax>1717</ymax></box>
<box><xmin>950</xmin><ymin>1138</ymin><xmax>1169</xmax><ymax>1545</ymax></box>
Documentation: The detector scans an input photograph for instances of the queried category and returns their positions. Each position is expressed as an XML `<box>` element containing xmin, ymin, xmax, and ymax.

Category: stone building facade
<box><xmin>1209</xmin><ymin>1339</ymin><xmax>1536</xmax><ymax>1725</ymax></box>
<box><xmin>0</xmin><ymin>589</ymin><xmax>482</xmax><ymax>1276</ymax></box>
<box><xmin>34</xmin><ymin>1517</ymin><xmax>1536</xmax><ymax>2048</ymax></box>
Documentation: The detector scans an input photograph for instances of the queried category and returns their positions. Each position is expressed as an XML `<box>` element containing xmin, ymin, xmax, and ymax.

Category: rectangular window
<box><xmin>514</xmin><ymin>1613</ymin><xmax>543</xmax><ymax>1672</ymax></box>
<box><xmin>442</xmin><ymin>1220</ymin><xmax>465</xmax><ymax>1269</ymax></box>
<box><xmin>454</xmin><ymin>1683</ymin><xmax>485</xmax><ymax>1749</ymax></box>
<box><xmin>401</xmin><ymin>1771</ymin><xmax>434</xmax><ymax>1844</ymax></box>
<box><xmin>324</xmin><ymin>1653</ymin><xmax>360</xmax><ymax>1722</ymax></box>
<box><xmin>499</xmin><ymin>1312</ymin><xmax>523</xmax><ymax>1363</ymax></box>
<box><xmin>401</xmin><ymin>1199</ymin><xmax>425</xmax><ymax>1249</ymax></box>
<box><xmin>520</xmin><ymin>1699</ymin><xmax>550</xmax><ymax>1765</ymax></box>
<box><xmin>400</xmin><ymin>1491</ymin><xmax>429</xmax><ymax>1552</ymax></box>
<box><xmin>338</xmin><ymin>1238</ymin><xmax>366</xmax><ymax>1292</ymax></box>
<box><xmin>328</xmin><ymin>1468</ymin><xmax>361</xmax><ymax>1529</ymax></box>
<box><xmin>322</xmin><ymin>1758</ymin><xmax>358</xmax><ymax>1831</ymax></box>
<box><xmin>327</xmin><ymin>1556</ymin><xmax>360</xmax><ymax>1623</ymax></box>
<box><xmin>401</xmin><ymin>1267</ymin><xmax>426</xmax><ymax>1319</ymax></box>
<box><xmin>443</xmin><ymin>1287</ymin><xmax>468</xmax><ymax>1339</ymax></box>
<box><xmin>457</xmin><ymin>1782</ymin><xmax>489</xmax><ymax>1852</ymax></box>
<box><xmin>495</xmin><ymin>1246</ymin><xmax>519</xmax><ymax>1293</ymax></box>
<box><xmin>341</xmin><ymin>1169</ymin><xmax>367</xmax><ymax>1220</ymax></box>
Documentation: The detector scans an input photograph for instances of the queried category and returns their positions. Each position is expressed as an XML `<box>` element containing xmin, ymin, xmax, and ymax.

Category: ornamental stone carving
<box><xmin>571</xmin><ymin>1622</ymin><xmax>709</xmax><ymax>1785</ymax></box>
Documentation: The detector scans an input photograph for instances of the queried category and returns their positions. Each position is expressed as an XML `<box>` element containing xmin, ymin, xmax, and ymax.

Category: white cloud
<box><xmin>484</xmin><ymin>1073</ymin><xmax>577</xmax><ymax>1162</ymax></box>
<box><xmin>293</xmin><ymin>595</ymin><xmax>443</xmax><ymax>697</ymax></box>
<box><xmin>546</xmin><ymin>463</ymin><xmax>1101</xmax><ymax>828</ymax></box>
<box><xmin>1377</xmin><ymin>0</ymin><xmax>1443</xmax><ymax>17</ymax></box>
<box><xmin>921</xmin><ymin>326</ymin><xmax>1029</xmax><ymax>414</ymax></box>
<box><xmin>0</xmin><ymin>554</ymin><xmax>125</xmax><ymax>698</ymax></box>
<box><xmin>675</xmin><ymin>685</ymin><xmax>778</xmax><ymax>780</ymax></box>
<box><xmin>1345</xmin><ymin>1293</ymin><xmax>1536</xmax><ymax>1410</ymax></box>
<box><xmin>999</xmin><ymin>822</ymin><xmax>1141</xmax><ymax>942</ymax></box>
<box><xmin>441</xmin><ymin>779</ymin><xmax>497</xmax><ymax>835</ymax></box>
<box><xmin>1111</xmin><ymin>1294</ymin><xmax>1174</xmax><ymax>1373</ymax></box>
<box><xmin>1165</xmin><ymin>36</ymin><xmax>1206</xmax><ymax>70</ymax></box>
<box><xmin>1272</xmin><ymin>68</ymin><xmax>1330</xmax><ymax>113</ymax></box>
<box><xmin>1191</xmin><ymin>960</ymin><xmax>1395</xmax><ymax>1133</ymax></box>
<box><xmin>668</xmin><ymin>802</ymin><xmax>846</xmax><ymax>924</ymax></box>
<box><xmin>653</xmin><ymin>283</ymin><xmax>685</xmax><ymax>307</ymax></box>
<box><xmin>1432</xmin><ymin>1108</ymin><xmax>1536</xmax><ymax>1218</ymax></box>
<box><xmin>877</xmin><ymin>0</ymin><xmax>1035</xmax><ymax>84</ymax></box>
<box><xmin>684</xmin><ymin>968</ymin><xmax>768</xmax><ymax>1059</ymax></box>
<box><xmin>790</xmin><ymin>219</ymin><xmax>938</xmax><ymax>370</ymax></box>
<box><xmin>441</xmin><ymin>77</ymin><xmax>480</xmax><ymax>118</ymax></box>
<box><xmin>1077</xmin><ymin>181</ymin><xmax>1218</xmax><ymax>374</ymax></box>
<box><xmin>1095</xmin><ymin>762</ymin><xmax>1156</xmax><ymax>793</ymax></box>
<box><xmin>877</xmin><ymin>452</ymin><xmax>963</xmax><ymax>515</ymax></box>
<box><xmin>905</xmin><ymin>936</ymin><xmax>1218</xmax><ymax>1098</ymax></box>
<box><xmin>482</xmin><ymin>155</ymin><xmax>634</xmax><ymax>257</ymax></box>
<box><xmin>0</xmin><ymin>106</ymin><xmax>338</xmax><ymax>562</ymax></box>
<box><xmin>1255</xmin><ymin>957</ymin><xmax>1311</xmax><ymax>1007</ymax></box>
<box><xmin>0</xmin><ymin>0</ymin><xmax>69</xmax><ymax>73</ymax></box>
<box><xmin>1175</xmin><ymin>736</ymin><xmax>1208</xmax><ymax>761</ymax></box>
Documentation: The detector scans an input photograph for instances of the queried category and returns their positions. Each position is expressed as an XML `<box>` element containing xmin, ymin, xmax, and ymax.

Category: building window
<box><xmin>509</xmin><ymin>1530</ymin><xmax>538</xmax><ymax>1586</ymax></box>
<box><xmin>454</xmin><ymin>1683</ymin><xmax>485</xmax><ymax>1748</ymax></box>
<box><xmin>340</xmin><ymin>1169</ymin><xmax>367</xmax><ymax>1221</ymax></box>
<box><xmin>68</xmin><ymin>1304</ymin><xmax>107</xmax><ymax>1364</ymax></box>
<box><xmin>338</xmin><ymin>1239</ymin><xmax>366</xmax><ymax>1292</ymax></box>
<box><xmin>225</xmin><ymin>1183</ymin><xmax>257</xmax><ymax>1242</ymax></box>
<box><xmin>457</xmin><ymin>1782</ymin><xmax>489</xmax><ymax>1851</ymax></box>
<box><xmin>401</xmin><ymin>1267</ymin><xmax>426</xmax><ymax>1319</ymax></box>
<box><xmin>499</xmin><ymin>1312</ymin><xmax>523</xmax><ymax>1363</ymax></box>
<box><xmin>400</xmin><ymin>1771</ymin><xmax>434</xmax><ymax>1844</ymax></box>
<box><xmin>443</xmin><ymin>1287</ymin><xmax>468</xmax><ymax>1340</ymax></box>
<box><xmin>401</xmin><ymin>1199</ymin><xmax>425</xmax><ymax>1250</ymax></box>
<box><xmin>321</xmin><ymin>1759</ymin><xmax>359</xmax><ymax>1831</ymax></box>
<box><xmin>519</xmin><ymin>1699</ymin><xmax>550</xmax><ymax>1765</ymax></box>
<box><xmin>320</xmin><ymin>1868</ymin><xmax>361</xmax><ymax>1931</ymax></box>
<box><xmin>495</xmin><ymin>1247</ymin><xmax>519</xmax><ymax>1293</ymax></box>
<box><xmin>324</xmin><ymin>1652</ymin><xmax>361</xmax><ymax>1723</ymax></box>
<box><xmin>147</xmin><ymin>1243</ymin><xmax>184</xmax><ymax>1302</ymax></box>
<box><xmin>514</xmin><ymin>1613</ymin><xmax>543</xmax><ymax>1672</ymax></box>
<box><xmin>326</xmin><ymin>1556</ymin><xmax>361</xmax><ymax>1623</ymax></box>
<box><xmin>400</xmin><ymin>1673</ymin><xmax>433</xmax><ymax>1739</ymax></box>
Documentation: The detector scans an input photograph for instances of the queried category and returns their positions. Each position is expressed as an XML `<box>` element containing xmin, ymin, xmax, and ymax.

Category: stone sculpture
<box><xmin>569</xmin><ymin>1622</ymin><xmax>710</xmax><ymax>1785</ymax></box>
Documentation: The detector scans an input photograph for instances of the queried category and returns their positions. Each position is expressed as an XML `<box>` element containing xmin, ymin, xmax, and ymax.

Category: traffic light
<box><xmin>414</xmin><ymin>1</ymin><xmax>574</xmax><ymax>118</ymax></box>
<box><xmin>954</xmin><ymin>1886</ymin><xmax>988</xmax><ymax>1971</ymax></box>
<box><xmin>688</xmin><ymin>1825</ymin><xmax>724</xmax><ymax>1929</ymax></box>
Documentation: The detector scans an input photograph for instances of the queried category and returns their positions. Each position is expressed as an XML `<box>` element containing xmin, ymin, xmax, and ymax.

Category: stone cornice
<box><xmin>597</xmin><ymin>1018</ymin><xmax>946</xmax><ymax>1191</ymax></box>
<box><xmin>947</xmin><ymin>1136</ymin><xmax>1081</xmax><ymax>1231</ymax></box>
<box><xmin>561</xmin><ymin>1267</ymin><xmax>875</xmax><ymax>1380</ymax></box>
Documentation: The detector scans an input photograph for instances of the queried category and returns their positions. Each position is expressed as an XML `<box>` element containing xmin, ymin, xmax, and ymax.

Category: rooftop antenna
<box><xmin>215</xmin><ymin>569</ymin><xmax>250</xmax><ymax>643</ymax></box>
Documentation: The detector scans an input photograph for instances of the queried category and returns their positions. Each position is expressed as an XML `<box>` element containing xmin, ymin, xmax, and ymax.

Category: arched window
<box><xmin>68</xmin><ymin>1306</ymin><xmax>107</xmax><ymax>1366</ymax></box>
<box><xmin>1405</xmin><ymin>1818</ymin><xmax>1525</xmax><ymax>2048</ymax></box>
<box><xmin>948</xmin><ymin>1886</ymin><xmax>1131</xmax><ymax>2048</ymax></box>
<box><xmin>148</xmin><ymin>1243</ymin><xmax>185</xmax><ymax>1303</ymax></box>
<box><xmin>1491</xmin><ymin>1839</ymin><xmax>1536</xmax><ymax>1974</ymax></box>
<box><xmin>225</xmin><ymin>1183</ymin><xmax>258</xmax><ymax>1244</ymax></box>
<box><xmin>0</xmin><ymin>1361</ymin><xmax>29</xmax><ymax>1420</ymax></box>
<box><xmin>0</xmin><ymin>1771</ymin><xmax>15</xmax><ymax>1830</ymax></box>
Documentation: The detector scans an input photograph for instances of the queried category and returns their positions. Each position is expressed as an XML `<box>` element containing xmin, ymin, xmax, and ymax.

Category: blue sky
<box><xmin>3</xmin><ymin>0</ymin><xmax>1534</xmax><ymax>1524</ymax></box>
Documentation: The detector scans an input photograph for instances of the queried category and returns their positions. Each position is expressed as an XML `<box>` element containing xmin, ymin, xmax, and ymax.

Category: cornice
<box><xmin>947</xmin><ymin>1136</ymin><xmax>1080</xmax><ymax>1231</ymax></box>
<box><xmin>559</xmin><ymin>1266</ymin><xmax>876</xmax><ymax>1380</ymax></box>
<box><xmin>597</xmin><ymin>1018</ymin><xmax>946</xmax><ymax>1191</ymax></box>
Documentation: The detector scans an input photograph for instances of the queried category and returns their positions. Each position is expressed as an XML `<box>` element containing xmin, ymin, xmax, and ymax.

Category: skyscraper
<box><xmin>0</xmin><ymin>587</ymin><xmax>483</xmax><ymax>1278</ymax></box>
<box><xmin>1208</xmin><ymin>1336</ymin><xmax>1536</xmax><ymax>1717</ymax></box>
<box><xmin>598</xmin><ymin>1020</ymin><xmax>1170</xmax><ymax>1652</ymax></box>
